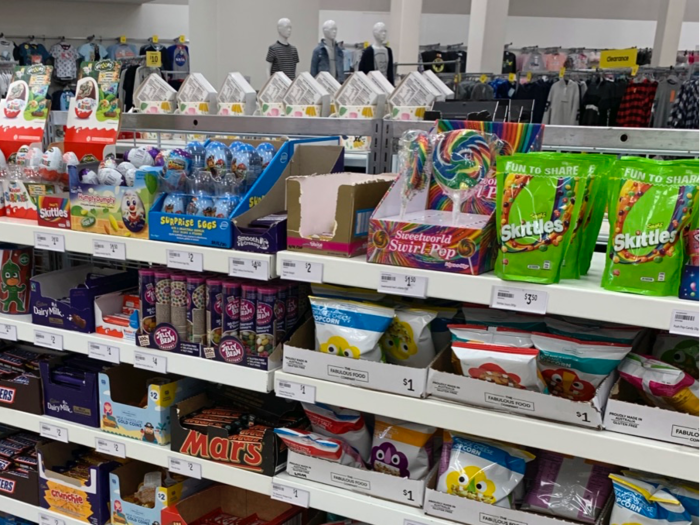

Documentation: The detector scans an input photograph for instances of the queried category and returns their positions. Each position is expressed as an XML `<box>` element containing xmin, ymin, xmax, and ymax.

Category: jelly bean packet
<box><xmin>310</xmin><ymin>296</ymin><xmax>395</xmax><ymax>362</ymax></box>
<box><xmin>521</xmin><ymin>450</ymin><xmax>619</xmax><ymax>523</ymax></box>
<box><xmin>652</xmin><ymin>333</ymin><xmax>699</xmax><ymax>379</ymax></box>
<box><xmin>380</xmin><ymin>308</ymin><xmax>437</xmax><ymax>368</ymax></box>
<box><xmin>462</xmin><ymin>303</ymin><xmax>546</xmax><ymax>331</ymax></box>
<box><xmin>273</xmin><ymin>428</ymin><xmax>366</xmax><ymax>469</ymax></box>
<box><xmin>610</xmin><ymin>474</ymin><xmax>692</xmax><ymax>525</ymax></box>
<box><xmin>617</xmin><ymin>354</ymin><xmax>699</xmax><ymax>415</ymax></box>
<box><xmin>437</xmin><ymin>433</ymin><xmax>535</xmax><ymax>508</ymax></box>
<box><xmin>602</xmin><ymin>158</ymin><xmax>699</xmax><ymax>296</ymax></box>
<box><xmin>544</xmin><ymin>315</ymin><xmax>645</xmax><ymax>344</ymax></box>
<box><xmin>496</xmin><ymin>154</ymin><xmax>586</xmax><ymax>284</ymax></box>
<box><xmin>451</xmin><ymin>341</ymin><xmax>546</xmax><ymax>393</ymax></box>
<box><xmin>369</xmin><ymin>416</ymin><xmax>437</xmax><ymax>480</ymax></box>
<box><xmin>449</xmin><ymin>324</ymin><xmax>534</xmax><ymax>348</ymax></box>
<box><xmin>533</xmin><ymin>333</ymin><xmax>633</xmax><ymax>402</ymax></box>
<box><xmin>302</xmin><ymin>402</ymin><xmax>372</xmax><ymax>462</ymax></box>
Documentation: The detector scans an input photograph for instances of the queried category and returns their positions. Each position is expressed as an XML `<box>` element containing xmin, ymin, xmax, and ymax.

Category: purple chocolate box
<box><xmin>40</xmin><ymin>360</ymin><xmax>100</xmax><ymax>427</ymax></box>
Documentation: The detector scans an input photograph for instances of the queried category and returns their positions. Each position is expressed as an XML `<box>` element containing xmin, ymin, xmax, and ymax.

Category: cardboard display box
<box><xmin>0</xmin><ymin>426</ymin><xmax>41</xmax><ymax>506</ymax></box>
<box><xmin>283</xmin><ymin>318</ymin><xmax>429</xmax><ymax>398</ymax></box>
<box><xmin>94</xmin><ymin>289</ymin><xmax>139</xmax><ymax>343</ymax></box>
<box><xmin>287</xmin><ymin>172</ymin><xmax>395</xmax><ymax>258</ymax></box>
<box><xmin>427</xmin><ymin>348</ymin><xmax>614</xmax><ymax>429</ymax></box>
<box><xmin>218</xmin><ymin>72</ymin><xmax>257</xmax><ymax>116</ymax></box>
<box><xmin>257</xmin><ymin>72</ymin><xmax>292</xmax><ymax>117</ymax></box>
<box><xmin>0</xmin><ymin>345</ymin><xmax>62</xmax><ymax>416</ymax></box>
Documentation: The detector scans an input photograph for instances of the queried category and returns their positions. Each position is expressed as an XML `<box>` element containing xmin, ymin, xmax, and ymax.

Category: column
<box><xmin>390</xmin><ymin>0</ymin><xmax>423</xmax><ymax>76</ymax></box>
<box><xmin>466</xmin><ymin>0</ymin><xmax>509</xmax><ymax>74</ymax></box>
<box><xmin>652</xmin><ymin>0</ymin><xmax>687</xmax><ymax>67</ymax></box>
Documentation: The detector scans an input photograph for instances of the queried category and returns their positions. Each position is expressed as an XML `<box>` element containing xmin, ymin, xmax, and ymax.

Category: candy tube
<box><xmin>285</xmin><ymin>283</ymin><xmax>299</xmax><ymax>334</ymax></box>
<box><xmin>274</xmin><ymin>283</ymin><xmax>287</xmax><ymax>343</ymax></box>
<box><xmin>222</xmin><ymin>280</ymin><xmax>241</xmax><ymax>337</ymax></box>
<box><xmin>138</xmin><ymin>269</ymin><xmax>156</xmax><ymax>333</ymax></box>
<box><xmin>187</xmin><ymin>276</ymin><xmax>207</xmax><ymax>344</ymax></box>
<box><xmin>239</xmin><ymin>284</ymin><xmax>257</xmax><ymax>352</ymax></box>
<box><xmin>206</xmin><ymin>278</ymin><xmax>223</xmax><ymax>347</ymax></box>
<box><xmin>170</xmin><ymin>274</ymin><xmax>187</xmax><ymax>338</ymax></box>
<box><xmin>256</xmin><ymin>286</ymin><xmax>277</xmax><ymax>357</ymax></box>
<box><xmin>154</xmin><ymin>270</ymin><xmax>171</xmax><ymax>325</ymax></box>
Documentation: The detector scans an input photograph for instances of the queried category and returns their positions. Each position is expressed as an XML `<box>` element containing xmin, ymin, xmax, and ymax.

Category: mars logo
<box><xmin>218</xmin><ymin>339</ymin><xmax>244</xmax><ymax>363</ymax></box>
<box><xmin>0</xmin><ymin>387</ymin><xmax>16</xmax><ymax>404</ymax></box>
<box><xmin>225</xmin><ymin>297</ymin><xmax>239</xmax><ymax>318</ymax></box>
<box><xmin>179</xmin><ymin>430</ymin><xmax>265</xmax><ymax>472</ymax></box>
<box><xmin>256</xmin><ymin>302</ymin><xmax>273</xmax><ymax>324</ymax></box>
<box><xmin>240</xmin><ymin>299</ymin><xmax>254</xmax><ymax>322</ymax></box>
<box><xmin>0</xmin><ymin>477</ymin><xmax>16</xmax><ymax>494</ymax></box>
<box><xmin>154</xmin><ymin>326</ymin><xmax>178</xmax><ymax>351</ymax></box>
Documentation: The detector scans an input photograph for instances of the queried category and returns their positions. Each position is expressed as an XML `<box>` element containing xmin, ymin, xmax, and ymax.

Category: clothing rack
<box><xmin>0</xmin><ymin>35</ymin><xmax>190</xmax><ymax>44</ymax></box>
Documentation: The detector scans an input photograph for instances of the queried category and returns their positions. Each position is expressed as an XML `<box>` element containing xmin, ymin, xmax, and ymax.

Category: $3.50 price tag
<box><xmin>168</xmin><ymin>456</ymin><xmax>202</xmax><ymax>479</ymax></box>
<box><xmin>280</xmin><ymin>259</ymin><xmax>323</xmax><ymax>283</ymax></box>
<box><xmin>229</xmin><ymin>257</ymin><xmax>269</xmax><ymax>280</ymax></box>
<box><xmin>275</xmin><ymin>379</ymin><xmax>316</xmax><ymax>403</ymax></box>
<box><xmin>167</xmin><ymin>249</ymin><xmax>203</xmax><ymax>272</ymax></box>
<box><xmin>271</xmin><ymin>482</ymin><xmax>310</xmax><ymax>508</ymax></box>
<box><xmin>378</xmin><ymin>271</ymin><xmax>427</xmax><ymax>298</ymax></box>
<box><xmin>491</xmin><ymin>285</ymin><xmax>548</xmax><ymax>315</ymax></box>
<box><xmin>133</xmin><ymin>350</ymin><xmax>167</xmax><ymax>374</ymax></box>
<box><xmin>92</xmin><ymin>239</ymin><xmax>126</xmax><ymax>261</ymax></box>
<box><xmin>95</xmin><ymin>437</ymin><xmax>126</xmax><ymax>458</ymax></box>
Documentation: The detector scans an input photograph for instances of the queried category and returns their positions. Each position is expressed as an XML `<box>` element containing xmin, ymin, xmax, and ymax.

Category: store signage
<box><xmin>600</xmin><ymin>48</ymin><xmax>638</xmax><ymax>68</ymax></box>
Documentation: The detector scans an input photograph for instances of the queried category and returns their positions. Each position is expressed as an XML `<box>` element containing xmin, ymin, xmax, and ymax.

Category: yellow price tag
<box><xmin>526</xmin><ymin>72</ymin><xmax>532</xmax><ymax>82</ymax></box>
<box><xmin>631</xmin><ymin>65</ymin><xmax>639</xmax><ymax>76</ymax></box>
<box><xmin>479</xmin><ymin>74</ymin><xmax>487</xmax><ymax>83</ymax></box>
<box><xmin>119</xmin><ymin>35</ymin><xmax>126</xmax><ymax>44</ymax></box>
<box><xmin>508</xmin><ymin>73</ymin><xmax>516</xmax><ymax>82</ymax></box>
<box><xmin>559</xmin><ymin>67</ymin><xmax>566</xmax><ymax>78</ymax></box>
<box><xmin>178</xmin><ymin>35</ymin><xmax>186</xmax><ymax>44</ymax></box>
<box><xmin>151</xmin><ymin>35</ymin><xmax>159</xmax><ymax>44</ymax></box>
<box><xmin>146</xmin><ymin>51</ymin><xmax>162</xmax><ymax>68</ymax></box>
<box><xmin>363</xmin><ymin>41</ymin><xmax>369</xmax><ymax>49</ymax></box>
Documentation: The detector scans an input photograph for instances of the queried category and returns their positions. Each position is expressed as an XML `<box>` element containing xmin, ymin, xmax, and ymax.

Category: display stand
<box><xmin>217</xmin><ymin>72</ymin><xmax>256</xmax><ymax>115</ymax></box>
<box><xmin>258</xmin><ymin>71</ymin><xmax>292</xmax><ymax>116</ymax></box>
<box><xmin>283</xmin><ymin>72</ymin><xmax>331</xmax><ymax>117</ymax></box>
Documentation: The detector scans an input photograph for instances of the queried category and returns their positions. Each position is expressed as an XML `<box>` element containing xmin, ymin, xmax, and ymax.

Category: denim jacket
<box><xmin>310</xmin><ymin>40</ymin><xmax>345</xmax><ymax>82</ymax></box>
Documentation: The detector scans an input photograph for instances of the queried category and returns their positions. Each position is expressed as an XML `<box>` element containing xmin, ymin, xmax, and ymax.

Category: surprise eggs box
<box><xmin>68</xmin><ymin>164</ymin><xmax>159</xmax><ymax>239</ymax></box>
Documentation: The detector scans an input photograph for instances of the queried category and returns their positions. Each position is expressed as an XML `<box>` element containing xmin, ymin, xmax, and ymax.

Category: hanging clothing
<box><xmin>165</xmin><ymin>44</ymin><xmax>190</xmax><ymax>81</ymax></box>
<box><xmin>471</xmin><ymin>83</ymin><xmax>495</xmax><ymax>101</ymax></box>
<box><xmin>0</xmin><ymin>39</ymin><xmax>16</xmax><ymax>62</ymax></box>
<box><xmin>49</xmin><ymin>43</ymin><xmax>80</xmax><ymax>80</ymax></box>
<box><xmin>513</xmin><ymin>79</ymin><xmax>552</xmax><ymax>123</ymax></box>
<box><xmin>668</xmin><ymin>79</ymin><xmax>699</xmax><ymax>129</ymax></box>
<box><xmin>616</xmin><ymin>79</ymin><xmax>658</xmax><ymax>128</ymax></box>
<box><xmin>266</xmin><ymin>41</ymin><xmax>299</xmax><ymax>80</ymax></box>
<box><xmin>107</xmin><ymin>43</ymin><xmax>138</xmax><ymax>60</ymax></box>
<box><xmin>14</xmin><ymin>42</ymin><xmax>49</xmax><ymax>65</ymax></box>
<box><xmin>543</xmin><ymin>78</ymin><xmax>580</xmax><ymax>125</ymax></box>
<box><xmin>358</xmin><ymin>45</ymin><xmax>394</xmax><ymax>85</ymax></box>
<box><xmin>544</xmin><ymin>52</ymin><xmax>568</xmax><ymax>72</ymax></box>
<box><xmin>502</xmin><ymin>51</ymin><xmax>516</xmax><ymax>74</ymax></box>
<box><xmin>78</xmin><ymin>42</ymin><xmax>108</xmax><ymax>63</ymax></box>
<box><xmin>521</xmin><ymin>51</ymin><xmax>545</xmax><ymax>72</ymax></box>
<box><xmin>651</xmin><ymin>76</ymin><xmax>681</xmax><ymax>128</ymax></box>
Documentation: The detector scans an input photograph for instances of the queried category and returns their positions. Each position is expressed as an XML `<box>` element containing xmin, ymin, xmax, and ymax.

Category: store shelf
<box><xmin>0</xmin><ymin>217</ymin><xmax>276</xmax><ymax>278</ymax></box>
<box><xmin>0</xmin><ymin>313</ymin><xmax>277</xmax><ymax>393</ymax></box>
<box><xmin>276</xmin><ymin>250</ymin><xmax>690</xmax><ymax>331</ymax></box>
<box><xmin>0</xmin><ymin>495</ymin><xmax>81</xmax><ymax>525</ymax></box>
<box><xmin>0</xmin><ymin>407</ymin><xmax>271</xmax><ymax>495</ymax></box>
<box><xmin>275</xmin><ymin>371</ymin><xmax>699</xmax><ymax>482</ymax></box>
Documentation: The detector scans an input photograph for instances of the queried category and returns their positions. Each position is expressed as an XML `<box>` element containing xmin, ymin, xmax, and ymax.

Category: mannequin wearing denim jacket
<box><xmin>311</xmin><ymin>20</ymin><xmax>345</xmax><ymax>82</ymax></box>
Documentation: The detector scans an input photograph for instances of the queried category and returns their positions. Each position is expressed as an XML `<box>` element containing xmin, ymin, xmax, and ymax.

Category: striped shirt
<box><xmin>266</xmin><ymin>41</ymin><xmax>299</xmax><ymax>80</ymax></box>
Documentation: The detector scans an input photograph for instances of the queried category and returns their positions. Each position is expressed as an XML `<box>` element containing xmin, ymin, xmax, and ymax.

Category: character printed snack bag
<box><xmin>273</xmin><ymin>428</ymin><xmax>366</xmax><ymax>468</ymax></box>
<box><xmin>609</xmin><ymin>475</ymin><xmax>692</xmax><ymax>525</ymax></box>
<box><xmin>302</xmin><ymin>402</ymin><xmax>372</xmax><ymax>462</ymax></box>
<box><xmin>544</xmin><ymin>316</ymin><xmax>644</xmax><ymax>344</ymax></box>
<box><xmin>620</xmin><ymin>470</ymin><xmax>699</xmax><ymax>525</ymax></box>
<box><xmin>369</xmin><ymin>416</ymin><xmax>436</xmax><ymax>480</ymax></box>
<box><xmin>310</xmin><ymin>296</ymin><xmax>394</xmax><ymax>362</ymax></box>
<box><xmin>437</xmin><ymin>433</ymin><xmax>535</xmax><ymax>508</ymax></box>
<box><xmin>462</xmin><ymin>303</ymin><xmax>546</xmax><ymax>331</ymax></box>
<box><xmin>380</xmin><ymin>308</ymin><xmax>436</xmax><ymax>368</ymax></box>
<box><xmin>602</xmin><ymin>158</ymin><xmax>699</xmax><ymax>296</ymax></box>
<box><xmin>652</xmin><ymin>333</ymin><xmax>699</xmax><ymax>379</ymax></box>
<box><xmin>449</xmin><ymin>324</ymin><xmax>534</xmax><ymax>348</ymax></box>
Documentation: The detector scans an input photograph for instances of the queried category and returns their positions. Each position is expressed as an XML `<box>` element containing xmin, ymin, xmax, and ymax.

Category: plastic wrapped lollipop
<box><xmin>398</xmin><ymin>130</ymin><xmax>430</xmax><ymax>220</ymax></box>
<box><xmin>431</xmin><ymin>129</ymin><xmax>492</xmax><ymax>225</ymax></box>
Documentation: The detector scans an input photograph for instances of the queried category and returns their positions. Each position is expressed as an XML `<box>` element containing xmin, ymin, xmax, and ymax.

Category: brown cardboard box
<box><xmin>286</xmin><ymin>172</ymin><xmax>395</xmax><ymax>257</ymax></box>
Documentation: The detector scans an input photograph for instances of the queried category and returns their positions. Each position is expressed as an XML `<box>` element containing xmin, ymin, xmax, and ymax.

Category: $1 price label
<box><xmin>229</xmin><ymin>257</ymin><xmax>269</xmax><ymax>280</ymax></box>
<box><xmin>133</xmin><ymin>350</ymin><xmax>167</xmax><ymax>374</ymax></box>
<box><xmin>275</xmin><ymin>379</ymin><xmax>316</xmax><ymax>403</ymax></box>
<box><xmin>280</xmin><ymin>259</ymin><xmax>323</xmax><ymax>283</ymax></box>
<box><xmin>271</xmin><ymin>482</ymin><xmax>310</xmax><ymax>508</ymax></box>
<box><xmin>491</xmin><ymin>285</ymin><xmax>548</xmax><ymax>315</ymax></box>
<box><xmin>378</xmin><ymin>271</ymin><xmax>427</xmax><ymax>298</ymax></box>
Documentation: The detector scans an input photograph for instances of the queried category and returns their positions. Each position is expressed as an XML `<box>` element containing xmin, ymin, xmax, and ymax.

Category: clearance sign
<box><xmin>600</xmin><ymin>48</ymin><xmax>638</xmax><ymax>68</ymax></box>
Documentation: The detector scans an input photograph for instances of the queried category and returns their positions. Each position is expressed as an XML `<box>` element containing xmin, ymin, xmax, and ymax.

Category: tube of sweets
<box><xmin>274</xmin><ymin>283</ymin><xmax>287</xmax><ymax>343</ymax></box>
<box><xmin>206</xmin><ymin>278</ymin><xmax>223</xmax><ymax>347</ymax></box>
<box><xmin>240</xmin><ymin>284</ymin><xmax>257</xmax><ymax>352</ymax></box>
<box><xmin>170</xmin><ymin>273</ymin><xmax>188</xmax><ymax>338</ymax></box>
<box><xmin>187</xmin><ymin>275</ymin><xmax>207</xmax><ymax>344</ymax></box>
<box><xmin>222</xmin><ymin>280</ymin><xmax>241</xmax><ymax>337</ymax></box>
<box><xmin>138</xmin><ymin>269</ymin><xmax>156</xmax><ymax>333</ymax></box>
<box><xmin>154</xmin><ymin>270</ymin><xmax>171</xmax><ymax>325</ymax></box>
<box><xmin>256</xmin><ymin>286</ymin><xmax>277</xmax><ymax>357</ymax></box>
<box><xmin>285</xmin><ymin>283</ymin><xmax>299</xmax><ymax>334</ymax></box>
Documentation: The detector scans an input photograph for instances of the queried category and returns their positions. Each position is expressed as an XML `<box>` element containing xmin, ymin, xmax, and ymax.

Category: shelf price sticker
<box><xmin>229</xmin><ymin>257</ymin><xmax>269</xmax><ymax>280</ymax></box>
<box><xmin>96</xmin><ymin>437</ymin><xmax>126</xmax><ymax>458</ymax></box>
<box><xmin>491</xmin><ymin>285</ymin><xmax>548</xmax><ymax>315</ymax></box>
<box><xmin>40</xmin><ymin>422</ymin><xmax>68</xmax><ymax>442</ymax></box>
<box><xmin>35</xmin><ymin>330</ymin><xmax>63</xmax><ymax>351</ymax></box>
<box><xmin>0</xmin><ymin>323</ymin><xmax>17</xmax><ymax>342</ymax></box>
<box><xmin>40</xmin><ymin>514</ymin><xmax>66</xmax><ymax>525</ymax></box>
<box><xmin>670</xmin><ymin>309</ymin><xmax>699</xmax><ymax>337</ymax></box>
<box><xmin>280</xmin><ymin>259</ymin><xmax>323</xmax><ymax>283</ymax></box>
<box><xmin>167</xmin><ymin>249</ymin><xmax>203</xmax><ymax>272</ymax></box>
<box><xmin>134</xmin><ymin>350</ymin><xmax>167</xmax><ymax>374</ymax></box>
<box><xmin>34</xmin><ymin>232</ymin><xmax>65</xmax><ymax>252</ymax></box>
<box><xmin>92</xmin><ymin>239</ymin><xmax>126</xmax><ymax>261</ymax></box>
<box><xmin>378</xmin><ymin>271</ymin><xmax>428</xmax><ymax>298</ymax></box>
<box><xmin>275</xmin><ymin>379</ymin><xmax>316</xmax><ymax>403</ymax></box>
<box><xmin>88</xmin><ymin>342</ymin><xmax>120</xmax><ymax>364</ymax></box>
<box><xmin>271</xmin><ymin>482</ymin><xmax>310</xmax><ymax>508</ymax></box>
<box><xmin>169</xmin><ymin>456</ymin><xmax>202</xmax><ymax>479</ymax></box>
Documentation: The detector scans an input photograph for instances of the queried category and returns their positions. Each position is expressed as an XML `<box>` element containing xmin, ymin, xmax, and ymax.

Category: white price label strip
<box><xmin>40</xmin><ymin>422</ymin><xmax>68</xmax><ymax>442</ymax></box>
<box><xmin>34</xmin><ymin>232</ymin><xmax>65</xmax><ymax>252</ymax></box>
<box><xmin>0</xmin><ymin>323</ymin><xmax>17</xmax><ymax>342</ymax></box>
<box><xmin>275</xmin><ymin>379</ymin><xmax>316</xmax><ymax>403</ymax></box>
<box><xmin>491</xmin><ymin>285</ymin><xmax>549</xmax><ymax>315</ymax></box>
<box><xmin>229</xmin><ymin>257</ymin><xmax>269</xmax><ymax>280</ymax></box>
<box><xmin>134</xmin><ymin>350</ymin><xmax>167</xmax><ymax>374</ymax></box>
<box><xmin>378</xmin><ymin>271</ymin><xmax>428</xmax><ymax>298</ymax></box>
<box><xmin>92</xmin><ymin>239</ymin><xmax>126</xmax><ymax>261</ymax></box>
<box><xmin>280</xmin><ymin>259</ymin><xmax>323</xmax><ymax>283</ymax></box>
<box><xmin>40</xmin><ymin>514</ymin><xmax>66</xmax><ymax>525</ymax></box>
<box><xmin>35</xmin><ymin>330</ymin><xmax>63</xmax><ymax>350</ymax></box>
<box><xmin>167</xmin><ymin>249</ymin><xmax>203</xmax><ymax>272</ymax></box>
<box><xmin>88</xmin><ymin>342</ymin><xmax>120</xmax><ymax>364</ymax></box>
<box><xmin>670</xmin><ymin>309</ymin><xmax>699</xmax><ymax>337</ymax></box>
<box><xmin>405</xmin><ymin>521</ymin><xmax>430</xmax><ymax>525</ymax></box>
<box><xmin>95</xmin><ymin>437</ymin><xmax>126</xmax><ymax>458</ymax></box>
<box><xmin>168</xmin><ymin>456</ymin><xmax>202</xmax><ymax>479</ymax></box>
<box><xmin>271</xmin><ymin>482</ymin><xmax>310</xmax><ymax>508</ymax></box>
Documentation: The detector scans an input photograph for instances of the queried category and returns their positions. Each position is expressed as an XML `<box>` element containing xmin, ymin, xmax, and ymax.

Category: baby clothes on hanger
<box><xmin>78</xmin><ymin>41</ymin><xmax>109</xmax><ymax>63</ymax></box>
<box><xmin>165</xmin><ymin>44</ymin><xmax>190</xmax><ymax>81</ymax></box>
<box><xmin>50</xmin><ymin>42</ymin><xmax>80</xmax><ymax>80</ymax></box>
<box><xmin>544</xmin><ymin>51</ymin><xmax>567</xmax><ymax>72</ymax></box>
<box><xmin>14</xmin><ymin>41</ymin><xmax>49</xmax><ymax>65</ymax></box>
<box><xmin>108</xmin><ymin>42</ymin><xmax>138</xmax><ymax>60</ymax></box>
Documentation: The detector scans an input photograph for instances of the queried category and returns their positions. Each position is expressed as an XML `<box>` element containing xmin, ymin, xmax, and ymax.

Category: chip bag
<box><xmin>452</xmin><ymin>341</ymin><xmax>546</xmax><ymax>392</ymax></box>
<box><xmin>273</xmin><ymin>428</ymin><xmax>366</xmax><ymax>469</ymax></box>
<box><xmin>302</xmin><ymin>402</ymin><xmax>372</xmax><ymax>462</ymax></box>
<box><xmin>652</xmin><ymin>333</ymin><xmax>699</xmax><ymax>379</ymax></box>
<box><xmin>621</xmin><ymin>470</ymin><xmax>699</xmax><ymax>525</ymax></box>
<box><xmin>544</xmin><ymin>316</ymin><xmax>644</xmax><ymax>344</ymax></box>
<box><xmin>437</xmin><ymin>434</ymin><xmax>535</xmax><ymax>507</ymax></box>
<box><xmin>610</xmin><ymin>474</ymin><xmax>692</xmax><ymax>525</ymax></box>
<box><xmin>310</xmin><ymin>296</ymin><xmax>394</xmax><ymax>362</ymax></box>
<box><xmin>369</xmin><ymin>416</ymin><xmax>436</xmax><ymax>480</ymax></box>
<box><xmin>618</xmin><ymin>354</ymin><xmax>699</xmax><ymax>415</ymax></box>
<box><xmin>429</xmin><ymin>303</ymin><xmax>460</xmax><ymax>351</ymax></box>
<box><xmin>602</xmin><ymin>158</ymin><xmax>699</xmax><ymax>296</ymax></box>
<box><xmin>449</xmin><ymin>324</ymin><xmax>534</xmax><ymax>348</ymax></box>
<box><xmin>380</xmin><ymin>308</ymin><xmax>437</xmax><ymax>368</ymax></box>
<box><xmin>533</xmin><ymin>333</ymin><xmax>632</xmax><ymax>401</ymax></box>
<box><xmin>462</xmin><ymin>303</ymin><xmax>546</xmax><ymax>331</ymax></box>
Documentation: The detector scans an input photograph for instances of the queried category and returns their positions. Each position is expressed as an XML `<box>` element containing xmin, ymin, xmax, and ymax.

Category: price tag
<box><xmin>119</xmin><ymin>35</ymin><xmax>127</xmax><ymax>44</ymax></box>
<box><xmin>0</xmin><ymin>323</ymin><xmax>17</xmax><ymax>342</ymax></box>
<box><xmin>479</xmin><ymin>74</ymin><xmax>487</xmax><ymax>83</ymax></box>
<box><xmin>35</xmin><ymin>330</ymin><xmax>63</xmax><ymax>350</ymax></box>
<box><xmin>40</xmin><ymin>422</ymin><xmax>68</xmax><ymax>442</ymax></box>
<box><xmin>275</xmin><ymin>379</ymin><xmax>316</xmax><ymax>403</ymax></box>
<box><xmin>133</xmin><ymin>350</ymin><xmax>167</xmax><ymax>374</ymax></box>
<box><xmin>508</xmin><ymin>73</ymin><xmax>516</xmax><ymax>82</ymax></box>
<box><xmin>526</xmin><ymin>71</ymin><xmax>532</xmax><ymax>82</ymax></box>
<box><xmin>92</xmin><ymin>239</ymin><xmax>126</xmax><ymax>261</ymax></box>
<box><xmin>378</xmin><ymin>271</ymin><xmax>428</xmax><ymax>298</ymax></box>
<box><xmin>405</xmin><ymin>520</ymin><xmax>430</xmax><ymax>525</ymax></box>
<box><xmin>146</xmin><ymin>51</ymin><xmax>162</xmax><ymax>67</ymax></box>
<box><xmin>34</xmin><ymin>232</ymin><xmax>65</xmax><ymax>252</ymax></box>
<box><xmin>178</xmin><ymin>35</ymin><xmax>186</xmax><ymax>44</ymax></box>
<box><xmin>88</xmin><ymin>342</ymin><xmax>120</xmax><ymax>364</ymax></box>
<box><xmin>280</xmin><ymin>259</ymin><xmax>323</xmax><ymax>283</ymax></box>
<box><xmin>271</xmin><ymin>482</ymin><xmax>310</xmax><ymax>508</ymax></box>
<box><xmin>95</xmin><ymin>437</ymin><xmax>126</xmax><ymax>458</ymax></box>
<box><xmin>168</xmin><ymin>456</ymin><xmax>202</xmax><ymax>479</ymax></box>
<box><xmin>167</xmin><ymin>249</ymin><xmax>203</xmax><ymax>272</ymax></box>
<box><xmin>491</xmin><ymin>286</ymin><xmax>548</xmax><ymax>315</ymax></box>
<box><xmin>670</xmin><ymin>309</ymin><xmax>699</xmax><ymax>337</ymax></box>
<box><xmin>229</xmin><ymin>257</ymin><xmax>269</xmax><ymax>280</ymax></box>
<box><xmin>39</xmin><ymin>514</ymin><xmax>66</xmax><ymax>525</ymax></box>
<box><xmin>559</xmin><ymin>67</ymin><xmax>566</xmax><ymax>78</ymax></box>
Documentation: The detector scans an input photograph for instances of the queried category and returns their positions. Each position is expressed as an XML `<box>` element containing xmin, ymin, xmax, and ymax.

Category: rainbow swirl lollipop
<box><xmin>400</xmin><ymin>130</ymin><xmax>430</xmax><ymax>199</ymax></box>
<box><xmin>432</xmin><ymin>129</ymin><xmax>492</xmax><ymax>191</ymax></box>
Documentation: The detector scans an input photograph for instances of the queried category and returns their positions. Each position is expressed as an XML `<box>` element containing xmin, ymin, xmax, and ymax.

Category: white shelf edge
<box><xmin>0</xmin><ymin>217</ymin><xmax>276</xmax><ymax>278</ymax></box>
<box><xmin>275</xmin><ymin>371</ymin><xmax>699</xmax><ymax>483</ymax></box>
<box><xmin>0</xmin><ymin>314</ymin><xmax>276</xmax><ymax>393</ymax></box>
<box><xmin>0</xmin><ymin>494</ymin><xmax>85</xmax><ymax>525</ymax></box>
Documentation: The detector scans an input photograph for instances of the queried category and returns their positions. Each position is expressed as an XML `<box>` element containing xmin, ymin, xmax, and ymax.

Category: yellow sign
<box><xmin>151</xmin><ymin>35</ymin><xmax>159</xmax><ymax>44</ymax></box>
<box><xmin>631</xmin><ymin>64</ymin><xmax>639</xmax><ymax>76</ymax></box>
<box><xmin>119</xmin><ymin>35</ymin><xmax>127</xmax><ymax>44</ymax></box>
<box><xmin>559</xmin><ymin>67</ymin><xmax>566</xmax><ymax>78</ymax></box>
<box><xmin>146</xmin><ymin>51</ymin><xmax>162</xmax><ymax>68</ymax></box>
<box><xmin>479</xmin><ymin>74</ymin><xmax>487</xmax><ymax>83</ymax></box>
<box><xmin>178</xmin><ymin>35</ymin><xmax>186</xmax><ymax>44</ymax></box>
<box><xmin>508</xmin><ymin>73</ymin><xmax>516</xmax><ymax>82</ymax></box>
<box><xmin>600</xmin><ymin>48</ymin><xmax>638</xmax><ymax>69</ymax></box>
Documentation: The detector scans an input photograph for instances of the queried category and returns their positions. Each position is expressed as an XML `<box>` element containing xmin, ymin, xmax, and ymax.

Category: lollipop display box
<box><xmin>148</xmin><ymin>137</ymin><xmax>335</xmax><ymax>249</ymax></box>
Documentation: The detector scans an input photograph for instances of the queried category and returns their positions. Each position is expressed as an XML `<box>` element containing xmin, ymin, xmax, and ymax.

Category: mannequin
<box><xmin>266</xmin><ymin>18</ymin><xmax>299</xmax><ymax>79</ymax></box>
<box><xmin>358</xmin><ymin>22</ymin><xmax>394</xmax><ymax>85</ymax></box>
<box><xmin>310</xmin><ymin>20</ymin><xmax>345</xmax><ymax>82</ymax></box>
